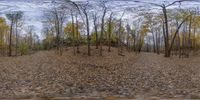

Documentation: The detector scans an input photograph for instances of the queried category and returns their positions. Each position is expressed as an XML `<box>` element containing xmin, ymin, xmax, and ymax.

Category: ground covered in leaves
<box><xmin>1</xmin><ymin>46</ymin><xmax>200</xmax><ymax>99</ymax></box>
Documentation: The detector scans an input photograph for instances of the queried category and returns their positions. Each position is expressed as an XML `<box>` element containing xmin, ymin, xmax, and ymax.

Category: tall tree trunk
<box><xmin>93</xmin><ymin>13</ymin><xmax>98</xmax><ymax>49</ymax></box>
<box><xmin>55</xmin><ymin>13</ymin><xmax>61</xmax><ymax>56</ymax></box>
<box><xmin>163</xmin><ymin>6</ymin><xmax>170</xmax><ymax>57</ymax></box>
<box><xmin>126</xmin><ymin>24</ymin><xmax>131</xmax><ymax>51</ymax></box>
<box><xmin>193</xmin><ymin>26</ymin><xmax>196</xmax><ymax>50</ymax></box>
<box><xmin>178</xmin><ymin>31</ymin><xmax>181</xmax><ymax>58</ymax></box>
<box><xmin>118</xmin><ymin>11</ymin><xmax>125</xmax><ymax>55</ymax></box>
<box><xmin>133</xmin><ymin>31</ymin><xmax>136</xmax><ymax>52</ymax></box>
<box><xmin>9</xmin><ymin>19</ymin><xmax>14</xmax><ymax>57</ymax></box>
<box><xmin>127</xmin><ymin>34</ymin><xmax>129</xmax><ymax>51</ymax></box>
<box><xmin>168</xmin><ymin>16</ymin><xmax>188</xmax><ymax>57</ymax></box>
<box><xmin>85</xmin><ymin>12</ymin><xmax>91</xmax><ymax>56</ymax></box>
<box><xmin>71</xmin><ymin>12</ymin><xmax>76</xmax><ymax>55</ymax></box>
<box><xmin>187</xmin><ymin>16</ymin><xmax>192</xmax><ymax>57</ymax></box>
<box><xmin>118</xmin><ymin>19</ymin><xmax>122</xmax><ymax>55</ymax></box>
<box><xmin>155</xmin><ymin>31</ymin><xmax>160</xmax><ymax>54</ymax></box>
<box><xmin>75</xmin><ymin>14</ymin><xmax>80</xmax><ymax>53</ymax></box>
<box><xmin>146</xmin><ymin>37</ymin><xmax>149</xmax><ymax>52</ymax></box>
<box><xmin>100</xmin><ymin>8</ymin><xmax>107</xmax><ymax>56</ymax></box>
<box><xmin>108</xmin><ymin>13</ymin><xmax>112</xmax><ymax>52</ymax></box>
<box><xmin>15</xmin><ymin>19</ymin><xmax>18</xmax><ymax>56</ymax></box>
<box><xmin>162</xmin><ymin>21</ymin><xmax>167</xmax><ymax>55</ymax></box>
<box><xmin>152</xmin><ymin>31</ymin><xmax>156</xmax><ymax>53</ymax></box>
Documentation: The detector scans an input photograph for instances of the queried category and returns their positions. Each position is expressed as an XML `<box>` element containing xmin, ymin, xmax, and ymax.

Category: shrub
<box><xmin>19</xmin><ymin>42</ymin><xmax>29</xmax><ymax>55</ymax></box>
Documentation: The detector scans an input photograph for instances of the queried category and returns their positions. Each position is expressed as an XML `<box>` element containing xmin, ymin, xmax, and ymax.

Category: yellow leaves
<box><xmin>0</xmin><ymin>17</ymin><xmax>9</xmax><ymax>48</ymax></box>
<box><xmin>140</xmin><ymin>24</ymin><xmax>149</xmax><ymax>37</ymax></box>
<box><xmin>45</xmin><ymin>34</ymin><xmax>54</xmax><ymax>43</ymax></box>
<box><xmin>91</xmin><ymin>31</ymin><xmax>99</xmax><ymax>43</ymax></box>
<box><xmin>106</xmin><ymin>21</ymin><xmax>115</xmax><ymax>33</ymax></box>
<box><xmin>0</xmin><ymin>17</ymin><xmax>8</xmax><ymax>30</ymax></box>
<box><xmin>64</xmin><ymin>22</ymin><xmax>80</xmax><ymax>39</ymax></box>
<box><xmin>0</xmin><ymin>18</ymin><xmax>5</xmax><ymax>24</ymax></box>
<box><xmin>192</xmin><ymin>16</ymin><xmax>200</xmax><ymax>27</ymax></box>
<box><xmin>19</xmin><ymin>42</ymin><xmax>29</xmax><ymax>55</ymax></box>
<box><xmin>64</xmin><ymin>23</ymin><xmax>73</xmax><ymax>34</ymax></box>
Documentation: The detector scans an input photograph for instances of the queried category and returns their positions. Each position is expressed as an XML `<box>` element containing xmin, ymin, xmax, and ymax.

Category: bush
<box><xmin>19</xmin><ymin>42</ymin><xmax>29</xmax><ymax>55</ymax></box>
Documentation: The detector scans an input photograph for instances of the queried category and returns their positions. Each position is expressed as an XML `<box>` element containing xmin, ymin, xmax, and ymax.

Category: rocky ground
<box><xmin>1</xmin><ymin>46</ymin><xmax>200</xmax><ymax>100</ymax></box>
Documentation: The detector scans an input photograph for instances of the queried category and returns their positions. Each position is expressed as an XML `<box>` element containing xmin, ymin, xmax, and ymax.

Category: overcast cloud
<box><xmin>0</xmin><ymin>0</ymin><xmax>200</xmax><ymax>38</ymax></box>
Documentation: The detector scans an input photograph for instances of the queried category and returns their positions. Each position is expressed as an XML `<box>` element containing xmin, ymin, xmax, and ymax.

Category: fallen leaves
<box><xmin>0</xmin><ymin>46</ymin><xmax>200</xmax><ymax>99</ymax></box>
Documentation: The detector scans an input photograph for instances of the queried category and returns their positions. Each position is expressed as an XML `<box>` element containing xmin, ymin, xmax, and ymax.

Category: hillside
<box><xmin>1</xmin><ymin>46</ymin><xmax>200</xmax><ymax>99</ymax></box>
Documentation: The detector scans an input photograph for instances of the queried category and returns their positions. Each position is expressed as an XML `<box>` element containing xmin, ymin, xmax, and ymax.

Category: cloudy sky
<box><xmin>0</xmin><ymin>0</ymin><xmax>200</xmax><ymax>38</ymax></box>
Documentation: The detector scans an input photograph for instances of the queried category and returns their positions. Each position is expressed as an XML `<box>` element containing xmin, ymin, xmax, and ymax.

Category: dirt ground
<box><xmin>1</xmin><ymin>46</ymin><xmax>200</xmax><ymax>99</ymax></box>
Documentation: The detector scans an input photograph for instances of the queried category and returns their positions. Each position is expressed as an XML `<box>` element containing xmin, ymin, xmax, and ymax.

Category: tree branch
<box><xmin>168</xmin><ymin>14</ymin><xmax>191</xmax><ymax>52</ymax></box>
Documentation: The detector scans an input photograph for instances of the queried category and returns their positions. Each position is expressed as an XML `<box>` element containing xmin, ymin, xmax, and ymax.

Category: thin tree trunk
<box><xmin>75</xmin><ymin>13</ymin><xmax>80</xmax><ymax>53</ymax></box>
<box><xmin>15</xmin><ymin>19</ymin><xmax>18</xmax><ymax>56</ymax></box>
<box><xmin>155</xmin><ymin>31</ymin><xmax>159</xmax><ymax>54</ymax></box>
<box><xmin>152</xmin><ymin>31</ymin><xmax>156</xmax><ymax>53</ymax></box>
<box><xmin>133</xmin><ymin>31</ymin><xmax>136</xmax><ymax>52</ymax></box>
<box><xmin>168</xmin><ymin>16</ymin><xmax>189</xmax><ymax>57</ymax></box>
<box><xmin>9</xmin><ymin>19</ymin><xmax>14</xmax><ymax>57</ymax></box>
<box><xmin>163</xmin><ymin>6</ymin><xmax>170</xmax><ymax>57</ymax></box>
<box><xmin>187</xmin><ymin>15</ymin><xmax>192</xmax><ymax>57</ymax></box>
<box><xmin>93</xmin><ymin>13</ymin><xmax>98</xmax><ymax>49</ymax></box>
<box><xmin>108</xmin><ymin>13</ymin><xmax>112</xmax><ymax>52</ymax></box>
<box><xmin>162</xmin><ymin>21</ymin><xmax>167</xmax><ymax>56</ymax></box>
<box><xmin>118</xmin><ymin>20</ymin><xmax>122</xmax><ymax>55</ymax></box>
<box><xmin>100</xmin><ymin>8</ymin><xmax>107</xmax><ymax>56</ymax></box>
<box><xmin>193</xmin><ymin>26</ymin><xmax>196</xmax><ymax>50</ymax></box>
<box><xmin>55</xmin><ymin>12</ymin><xmax>60</xmax><ymax>55</ymax></box>
<box><xmin>85</xmin><ymin>12</ymin><xmax>91</xmax><ymax>56</ymax></box>
<box><xmin>71</xmin><ymin>12</ymin><xmax>76</xmax><ymax>55</ymax></box>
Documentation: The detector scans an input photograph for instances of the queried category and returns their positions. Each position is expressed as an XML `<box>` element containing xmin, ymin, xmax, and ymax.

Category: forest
<box><xmin>0</xmin><ymin>0</ymin><xmax>200</xmax><ymax>99</ymax></box>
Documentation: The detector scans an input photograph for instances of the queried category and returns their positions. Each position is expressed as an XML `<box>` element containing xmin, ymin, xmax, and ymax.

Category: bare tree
<box><xmin>75</xmin><ymin>2</ymin><xmax>92</xmax><ymax>56</ymax></box>
<box><xmin>26</xmin><ymin>25</ymin><xmax>35</xmax><ymax>50</ymax></box>
<box><xmin>6</xmin><ymin>13</ymin><xmax>15</xmax><ymax>57</ymax></box>
<box><xmin>14</xmin><ymin>11</ymin><xmax>23</xmax><ymax>56</ymax></box>
<box><xmin>71</xmin><ymin>10</ymin><xmax>76</xmax><ymax>55</ymax></box>
<box><xmin>75</xmin><ymin>13</ymin><xmax>80</xmax><ymax>53</ymax></box>
<box><xmin>47</xmin><ymin>6</ymin><xmax>66</xmax><ymax>55</ymax></box>
<box><xmin>133</xmin><ymin>0</ymin><xmax>194</xmax><ymax>57</ymax></box>
<box><xmin>92</xmin><ymin>12</ymin><xmax>99</xmax><ymax>49</ymax></box>
<box><xmin>108</xmin><ymin>12</ymin><xmax>113</xmax><ymax>52</ymax></box>
<box><xmin>118</xmin><ymin>10</ymin><xmax>125</xmax><ymax>56</ymax></box>
<box><xmin>126</xmin><ymin>24</ymin><xmax>131</xmax><ymax>51</ymax></box>
<box><xmin>100</xmin><ymin>3</ymin><xmax>107</xmax><ymax>56</ymax></box>
<box><xmin>66</xmin><ymin>0</ymin><xmax>93</xmax><ymax>56</ymax></box>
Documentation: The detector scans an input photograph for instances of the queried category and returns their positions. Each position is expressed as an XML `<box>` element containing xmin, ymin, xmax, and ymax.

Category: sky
<box><xmin>0</xmin><ymin>0</ymin><xmax>53</xmax><ymax>38</ymax></box>
<box><xmin>0</xmin><ymin>0</ymin><xmax>200</xmax><ymax>39</ymax></box>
